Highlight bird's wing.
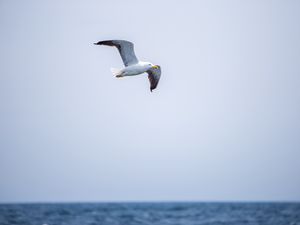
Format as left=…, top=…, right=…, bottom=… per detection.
left=94, top=40, right=139, bottom=67
left=147, top=65, right=161, bottom=92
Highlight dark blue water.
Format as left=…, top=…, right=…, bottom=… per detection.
left=0, top=202, right=299, bottom=225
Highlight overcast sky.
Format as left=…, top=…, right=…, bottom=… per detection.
left=0, top=0, right=300, bottom=203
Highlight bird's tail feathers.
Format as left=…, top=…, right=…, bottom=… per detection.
left=110, top=68, right=123, bottom=76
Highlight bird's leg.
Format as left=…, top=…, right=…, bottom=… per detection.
left=116, top=75, right=124, bottom=78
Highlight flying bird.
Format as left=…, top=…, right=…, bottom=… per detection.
left=94, top=40, right=161, bottom=92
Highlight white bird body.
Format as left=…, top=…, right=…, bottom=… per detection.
left=114, top=61, right=154, bottom=77
left=95, top=40, right=161, bottom=92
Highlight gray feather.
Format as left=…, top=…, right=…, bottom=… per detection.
left=94, top=40, right=139, bottom=67
left=147, top=65, right=161, bottom=92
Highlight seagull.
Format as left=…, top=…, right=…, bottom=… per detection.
left=94, top=40, right=161, bottom=92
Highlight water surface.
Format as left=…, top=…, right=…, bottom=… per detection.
left=0, top=202, right=299, bottom=225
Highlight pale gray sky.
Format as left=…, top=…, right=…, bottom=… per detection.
left=0, top=0, right=300, bottom=203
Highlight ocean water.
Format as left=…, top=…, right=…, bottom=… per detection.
left=0, top=202, right=299, bottom=225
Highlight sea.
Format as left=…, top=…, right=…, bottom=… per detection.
left=0, top=202, right=299, bottom=225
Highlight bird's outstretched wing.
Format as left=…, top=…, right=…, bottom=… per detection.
left=94, top=40, right=139, bottom=67
left=147, top=65, right=161, bottom=92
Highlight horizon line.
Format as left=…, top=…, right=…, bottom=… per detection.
left=1, top=200, right=300, bottom=205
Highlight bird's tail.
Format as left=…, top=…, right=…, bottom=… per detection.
left=110, top=68, right=123, bottom=77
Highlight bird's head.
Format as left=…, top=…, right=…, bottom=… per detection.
left=145, top=62, right=159, bottom=70
left=151, top=65, right=159, bottom=69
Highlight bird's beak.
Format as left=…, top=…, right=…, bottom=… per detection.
left=152, top=65, right=159, bottom=69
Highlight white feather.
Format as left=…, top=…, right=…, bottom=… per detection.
left=110, top=68, right=122, bottom=76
